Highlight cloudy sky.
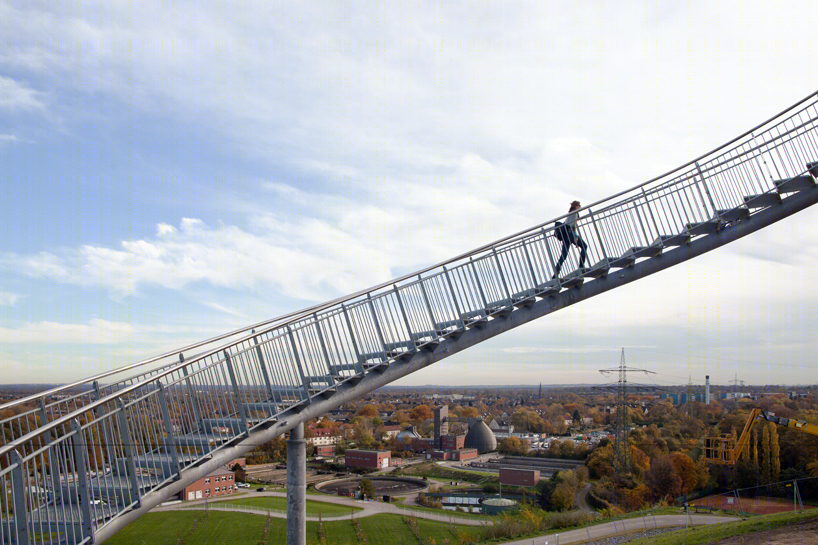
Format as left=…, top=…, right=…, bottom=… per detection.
left=1, top=1, right=817, bottom=388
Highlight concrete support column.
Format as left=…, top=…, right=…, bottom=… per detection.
left=286, top=423, right=306, bottom=545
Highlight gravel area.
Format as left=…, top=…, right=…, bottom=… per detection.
left=584, top=526, right=684, bottom=544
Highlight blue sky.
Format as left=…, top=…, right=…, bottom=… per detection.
left=1, top=1, right=817, bottom=387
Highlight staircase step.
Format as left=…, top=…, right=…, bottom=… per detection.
left=435, top=319, right=464, bottom=335
left=410, top=330, right=439, bottom=342
left=807, top=161, right=818, bottom=178
left=243, top=402, right=279, bottom=414
left=654, top=233, right=691, bottom=247
left=716, top=207, right=750, bottom=223
left=329, top=362, right=362, bottom=374
left=608, top=254, right=636, bottom=269
left=535, top=279, right=561, bottom=297
left=557, top=271, right=584, bottom=288
left=462, top=314, right=488, bottom=329
left=305, top=374, right=332, bottom=382
left=743, top=193, right=781, bottom=209
left=360, top=351, right=386, bottom=362
left=581, top=261, right=609, bottom=279
left=201, top=418, right=247, bottom=434
left=686, top=219, right=721, bottom=236
left=775, top=175, right=815, bottom=193
left=176, top=432, right=226, bottom=448
left=625, top=243, right=662, bottom=260
left=487, top=298, right=512, bottom=312
left=512, top=289, right=536, bottom=308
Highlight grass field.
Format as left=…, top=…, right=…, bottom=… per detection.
left=105, top=510, right=483, bottom=545
left=213, top=496, right=362, bottom=516
left=626, top=508, right=818, bottom=545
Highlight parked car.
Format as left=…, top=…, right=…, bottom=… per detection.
left=256, top=487, right=265, bottom=492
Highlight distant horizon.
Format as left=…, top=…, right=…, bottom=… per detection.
left=2, top=381, right=816, bottom=389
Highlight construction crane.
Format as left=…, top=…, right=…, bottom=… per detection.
left=703, top=408, right=818, bottom=465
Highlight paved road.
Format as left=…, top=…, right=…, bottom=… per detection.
left=574, top=483, right=596, bottom=515
left=155, top=490, right=490, bottom=526
left=502, top=513, right=734, bottom=545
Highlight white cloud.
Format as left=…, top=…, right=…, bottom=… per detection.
left=0, top=319, right=134, bottom=344
left=0, top=76, right=44, bottom=110
left=0, top=292, right=20, bottom=306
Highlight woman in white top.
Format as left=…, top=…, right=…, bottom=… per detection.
left=553, top=200, right=588, bottom=278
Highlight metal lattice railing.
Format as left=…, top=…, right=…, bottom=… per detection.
left=2, top=91, right=818, bottom=544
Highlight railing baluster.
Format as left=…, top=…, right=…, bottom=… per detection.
left=70, top=419, right=94, bottom=541
left=180, top=354, right=205, bottom=432
left=641, top=187, right=661, bottom=240
left=442, top=266, right=465, bottom=325
left=116, top=399, right=142, bottom=508
left=224, top=350, right=250, bottom=436
left=366, top=293, right=389, bottom=355
left=587, top=209, right=608, bottom=264
left=469, top=257, right=489, bottom=311
left=286, top=325, right=312, bottom=400
left=695, top=161, right=718, bottom=215
left=492, top=247, right=512, bottom=300
left=417, top=275, right=439, bottom=331
left=10, top=450, right=30, bottom=545
left=155, top=382, right=182, bottom=480
left=313, top=313, right=335, bottom=379
left=252, top=331, right=278, bottom=403
left=341, top=304, right=364, bottom=374
left=393, top=285, right=414, bottom=340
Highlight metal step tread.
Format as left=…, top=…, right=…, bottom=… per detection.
left=775, top=175, right=815, bottom=193
left=608, top=254, right=636, bottom=269
left=686, top=219, right=721, bottom=236
left=716, top=207, right=750, bottom=222
left=654, top=233, right=691, bottom=247
left=743, top=193, right=781, bottom=209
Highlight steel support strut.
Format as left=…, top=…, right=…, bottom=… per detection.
left=286, top=422, right=306, bottom=545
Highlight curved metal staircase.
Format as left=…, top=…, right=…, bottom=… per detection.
left=2, top=91, right=818, bottom=544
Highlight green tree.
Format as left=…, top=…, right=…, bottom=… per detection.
left=360, top=478, right=376, bottom=500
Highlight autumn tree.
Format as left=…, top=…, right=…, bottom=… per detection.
left=670, top=452, right=697, bottom=496
left=644, top=454, right=682, bottom=501
left=357, top=404, right=379, bottom=418
left=769, top=423, right=781, bottom=483
left=410, top=405, right=432, bottom=423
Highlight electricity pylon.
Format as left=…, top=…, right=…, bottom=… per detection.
left=599, top=348, right=655, bottom=475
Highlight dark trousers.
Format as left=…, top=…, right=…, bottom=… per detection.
left=554, top=236, right=587, bottom=277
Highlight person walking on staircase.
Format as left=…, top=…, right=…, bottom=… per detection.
left=553, top=200, right=588, bottom=278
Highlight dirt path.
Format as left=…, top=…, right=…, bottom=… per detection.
left=704, top=517, right=818, bottom=544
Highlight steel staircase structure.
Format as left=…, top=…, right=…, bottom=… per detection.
left=2, top=91, right=818, bottom=544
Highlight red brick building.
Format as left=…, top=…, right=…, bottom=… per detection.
left=344, top=449, right=391, bottom=469
left=499, top=467, right=540, bottom=487
left=180, top=467, right=236, bottom=501
left=316, top=444, right=336, bottom=457
left=441, top=434, right=465, bottom=451
left=451, top=448, right=478, bottom=461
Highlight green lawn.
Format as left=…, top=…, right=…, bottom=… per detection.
left=105, top=510, right=483, bottom=545
left=214, top=496, right=361, bottom=516
left=627, top=508, right=818, bottom=545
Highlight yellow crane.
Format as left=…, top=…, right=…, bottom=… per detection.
left=703, top=408, right=818, bottom=465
